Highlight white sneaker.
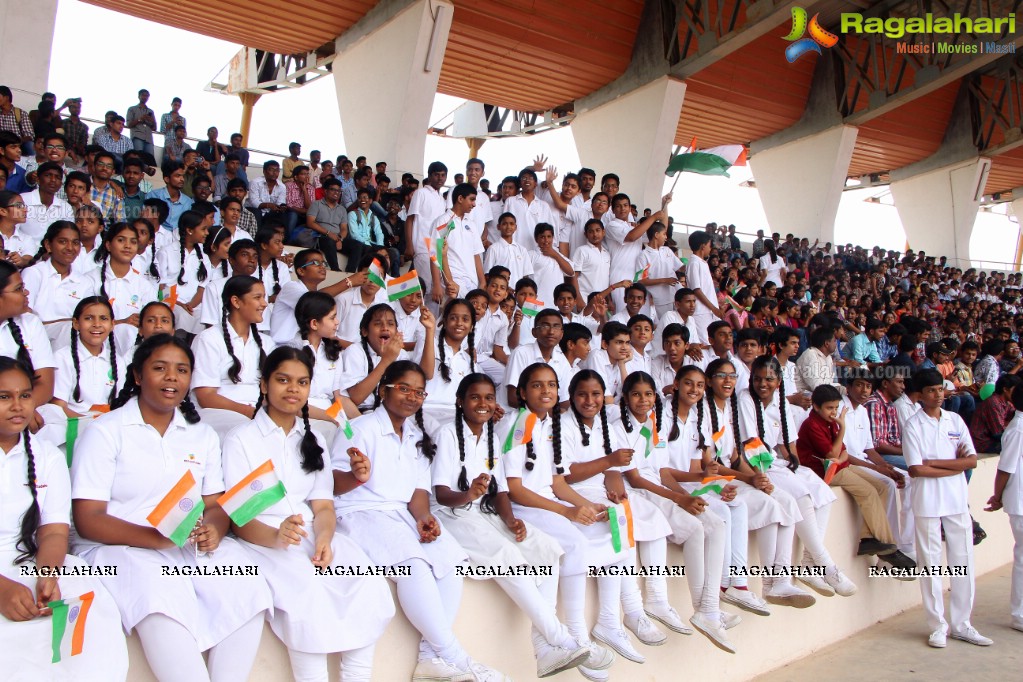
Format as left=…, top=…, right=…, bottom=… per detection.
left=412, top=658, right=474, bottom=682
left=824, top=568, right=857, bottom=597
left=720, top=611, right=742, bottom=630
left=721, top=586, right=772, bottom=615
left=577, top=666, right=609, bottom=682
left=796, top=572, right=835, bottom=597
left=1011, top=619, right=1023, bottom=633
left=928, top=627, right=948, bottom=648
left=644, top=602, right=693, bottom=634
left=623, top=613, right=667, bottom=646
left=765, top=580, right=816, bottom=608
left=689, top=612, right=736, bottom=654
left=950, top=625, right=993, bottom=646
left=591, top=624, right=646, bottom=663
left=466, top=661, right=511, bottom=682
left=580, top=641, right=615, bottom=671
left=535, top=642, right=589, bottom=678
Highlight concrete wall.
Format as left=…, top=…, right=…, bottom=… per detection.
left=119, top=456, right=1016, bottom=681
left=0, top=0, right=58, bottom=108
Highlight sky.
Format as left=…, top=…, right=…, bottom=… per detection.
left=44, top=0, right=1021, bottom=270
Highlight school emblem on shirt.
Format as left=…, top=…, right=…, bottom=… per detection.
left=182, top=453, right=201, bottom=466
left=130, top=294, right=139, bottom=308
left=69, top=290, right=80, bottom=299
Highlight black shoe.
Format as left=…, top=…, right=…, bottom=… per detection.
left=878, top=549, right=917, bottom=570
left=857, top=538, right=898, bottom=556
left=973, top=518, right=987, bottom=545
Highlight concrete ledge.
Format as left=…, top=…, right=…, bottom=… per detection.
left=123, top=457, right=1014, bottom=681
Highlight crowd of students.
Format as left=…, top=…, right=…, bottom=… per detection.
left=1, top=137, right=1022, bottom=682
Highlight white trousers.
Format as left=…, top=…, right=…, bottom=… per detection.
left=1010, top=514, right=1023, bottom=625
left=915, top=512, right=975, bottom=633
left=860, top=466, right=915, bottom=557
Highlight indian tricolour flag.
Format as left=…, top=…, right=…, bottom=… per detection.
left=502, top=408, right=537, bottom=454
left=521, top=298, right=544, bottom=318
left=49, top=591, right=94, bottom=663
left=327, top=399, right=355, bottom=439
left=665, top=144, right=748, bottom=178
left=711, top=427, right=726, bottom=462
left=638, top=411, right=659, bottom=457
left=691, top=475, right=735, bottom=497
left=633, top=265, right=649, bottom=283
left=743, top=438, right=774, bottom=472
left=218, top=460, right=288, bottom=527
left=158, top=284, right=178, bottom=309
left=387, top=270, right=422, bottom=301
left=146, top=470, right=205, bottom=547
left=367, top=258, right=387, bottom=288
left=608, top=502, right=635, bottom=553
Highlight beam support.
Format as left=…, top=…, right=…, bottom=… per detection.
left=0, top=0, right=58, bottom=108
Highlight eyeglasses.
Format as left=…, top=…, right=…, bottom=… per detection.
left=3, top=202, right=26, bottom=209
left=535, top=323, right=563, bottom=331
left=44, top=144, right=66, bottom=151
left=298, top=260, right=327, bottom=269
left=95, top=161, right=114, bottom=169
left=384, top=384, right=428, bottom=400
left=711, top=372, right=739, bottom=380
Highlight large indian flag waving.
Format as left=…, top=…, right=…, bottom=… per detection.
left=218, top=459, right=287, bottom=527
left=147, top=470, right=205, bottom=547
left=49, top=591, right=94, bottom=663
left=665, top=144, right=747, bottom=178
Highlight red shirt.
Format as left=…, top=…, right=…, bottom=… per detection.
left=797, top=409, right=845, bottom=480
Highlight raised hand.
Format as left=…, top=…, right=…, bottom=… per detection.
left=348, top=447, right=371, bottom=483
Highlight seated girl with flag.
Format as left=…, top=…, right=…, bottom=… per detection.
left=422, top=298, right=477, bottom=423
left=222, top=347, right=394, bottom=682
left=616, top=370, right=736, bottom=653
left=431, top=373, right=588, bottom=679
left=330, top=360, right=508, bottom=682
left=70, top=335, right=273, bottom=682
left=702, top=358, right=809, bottom=610
left=562, top=370, right=690, bottom=662
left=502, top=363, right=618, bottom=681
left=0, top=356, right=128, bottom=679
left=334, top=254, right=388, bottom=348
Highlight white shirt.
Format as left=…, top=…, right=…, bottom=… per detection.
left=269, top=279, right=312, bottom=344
left=71, top=397, right=224, bottom=553
left=89, top=263, right=159, bottom=322
left=652, top=310, right=699, bottom=359
left=561, top=410, right=624, bottom=497
left=330, top=406, right=432, bottom=515
left=0, top=226, right=40, bottom=259
left=475, top=306, right=509, bottom=359
left=157, top=242, right=211, bottom=303
left=556, top=203, right=591, bottom=255
left=431, top=418, right=509, bottom=510
left=0, top=314, right=56, bottom=369
left=441, top=212, right=484, bottom=294
left=903, top=409, right=974, bottom=517
left=666, top=407, right=705, bottom=472
left=637, top=246, right=683, bottom=307
left=246, top=177, right=287, bottom=214
left=571, top=242, right=611, bottom=303
left=340, top=341, right=414, bottom=412
left=446, top=187, right=493, bottom=240
left=505, top=344, right=572, bottom=403
left=759, top=254, right=787, bottom=287
left=616, top=410, right=669, bottom=487
left=737, top=389, right=797, bottom=453
left=191, top=323, right=276, bottom=405
left=483, top=239, right=534, bottom=291
left=291, top=338, right=345, bottom=410
left=604, top=217, right=645, bottom=284
left=1, top=437, right=70, bottom=551
left=529, top=251, right=572, bottom=307
left=997, top=411, right=1023, bottom=516
left=407, top=185, right=447, bottom=256
left=841, top=397, right=875, bottom=461
left=582, top=349, right=628, bottom=401
left=392, top=301, right=424, bottom=350
left=685, top=254, right=718, bottom=317
left=425, top=336, right=475, bottom=412
left=22, top=260, right=97, bottom=324
left=505, top=194, right=558, bottom=252
left=20, top=189, right=74, bottom=241
left=334, top=287, right=387, bottom=345
left=502, top=412, right=561, bottom=502
left=53, top=342, right=127, bottom=413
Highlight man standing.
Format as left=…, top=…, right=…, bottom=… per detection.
left=126, top=89, right=156, bottom=156
left=439, top=183, right=485, bottom=301
left=451, top=157, right=492, bottom=245
left=284, top=165, right=315, bottom=244
left=20, top=161, right=73, bottom=240
left=89, top=151, right=125, bottom=223
left=405, top=161, right=447, bottom=308
left=282, top=142, right=302, bottom=181
left=505, top=167, right=556, bottom=252
left=61, top=97, right=88, bottom=167
left=160, top=97, right=186, bottom=136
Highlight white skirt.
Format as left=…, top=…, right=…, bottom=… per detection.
left=336, top=508, right=468, bottom=579
left=77, top=537, right=273, bottom=650
left=628, top=488, right=704, bottom=547
left=434, top=505, right=563, bottom=581
left=731, top=480, right=799, bottom=528
left=767, top=457, right=837, bottom=508
left=570, top=482, right=671, bottom=543
left=554, top=488, right=636, bottom=569
left=238, top=533, right=394, bottom=653
left=0, top=553, right=128, bottom=682
left=174, top=304, right=203, bottom=334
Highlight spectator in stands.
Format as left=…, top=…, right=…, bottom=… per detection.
left=228, top=132, right=250, bottom=167
left=865, top=371, right=910, bottom=470
left=975, top=339, right=1004, bottom=386
left=305, top=176, right=345, bottom=271
left=95, top=114, right=132, bottom=162
left=61, top=96, right=88, bottom=166
left=148, top=161, right=193, bottom=230
left=89, top=151, right=125, bottom=223
left=971, top=374, right=1023, bottom=453
left=338, top=157, right=356, bottom=207
left=120, top=157, right=147, bottom=220
left=795, top=325, right=841, bottom=395
left=283, top=141, right=302, bottom=181
left=180, top=149, right=212, bottom=199
left=247, top=159, right=287, bottom=219
left=163, top=124, right=190, bottom=164
left=345, top=187, right=384, bottom=275
left=196, top=126, right=227, bottom=173
left=1000, top=338, right=1023, bottom=375
left=214, top=152, right=248, bottom=198
left=20, top=161, right=73, bottom=240
left=0, top=85, right=34, bottom=147
left=284, top=164, right=316, bottom=244
left=728, top=224, right=741, bottom=251
left=0, top=130, right=32, bottom=193
left=159, top=96, right=186, bottom=135
left=125, top=88, right=156, bottom=155
left=226, top=177, right=258, bottom=237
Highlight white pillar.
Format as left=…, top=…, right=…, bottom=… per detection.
left=571, top=76, right=686, bottom=212
left=333, top=0, right=452, bottom=178
left=890, top=158, right=991, bottom=265
left=0, top=0, right=58, bottom=108
left=748, top=125, right=858, bottom=245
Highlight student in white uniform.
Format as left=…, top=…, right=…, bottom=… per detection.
left=203, top=226, right=233, bottom=287
left=290, top=291, right=353, bottom=428
left=770, top=327, right=811, bottom=430
left=0, top=357, right=129, bottom=680
left=130, top=216, right=160, bottom=284
left=758, top=240, right=787, bottom=288
left=738, top=355, right=857, bottom=598
left=341, top=302, right=434, bottom=414
left=904, top=368, right=992, bottom=648
left=483, top=213, right=534, bottom=293
left=21, top=220, right=97, bottom=350
left=71, top=335, right=273, bottom=682
left=91, top=221, right=159, bottom=351
left=634, top=221, right=683, bottom=317
left=582, top=321, right=643, bottom=404
left=222, top=347, right=395, bottom=682
left=254, top=225, right=291, bottom=315
left=564, top=371, right=688, bottom=647
left=504, top=308, right=573, bottom=409
left=191, top=275, right=275, bottom=440
left=72, top=205, right=103, bottom=280
left=156, top=209, right=210, bottom=336
left=432, top=373, right=588, bottom=678
left=616, top=371, right=736, bottom=652
left=199, top=240, right=259, bottom=331
left=987, top=384, right=1023, bottom=632
left=422, top=298, right=476, bottom=423
left=269, top=248, right=351, bottom=344
left=136, top=300, right=175, bottom=346
left=330, top=360, right=508, bottom=682
left=502, top=363, right=617, bottom=680
left=466, top=282, right=510, bottom=384
left=334, top=254, right=388, bottom=347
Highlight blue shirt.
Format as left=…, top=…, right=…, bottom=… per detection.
left=148, top=187, right=194, bottom=230
left=843, top=332, right=881, bottom=364
left=4, top=163, right=33, bottom=194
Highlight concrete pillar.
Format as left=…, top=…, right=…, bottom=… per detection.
left=571, top=76, right=686, bottom=212
left=890, top=158, right=991, bottom=265
left=333, top=0, right=452, bottom=178
left=748, top=125, right=858, bottom=245
left=0, top=0, right=58, bottom=108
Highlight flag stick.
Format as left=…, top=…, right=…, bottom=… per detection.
left=667, top=143, right=684, bottom=194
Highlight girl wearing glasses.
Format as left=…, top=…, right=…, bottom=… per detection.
left=0, top=190, right=36, bottom=266
left=90, top=221, right=158, bottom=351
left=269, top=248, right=352, bottom=345
left=330, top=360, right=509, bottom=682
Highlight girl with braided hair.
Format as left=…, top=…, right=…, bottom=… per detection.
left=253, top=226, right=288, bottom=332
left=88, top=221, right=158, bottom=351
left=504, top=363, right=617, bottom=679
left=703, top=358, right=808, bottom=610
left=51, top=297, right=125, bottom=418
left=0, top=357, right=128, bottom=678
left=619, top=370, right=736, bottom=653
left=223, top=347, right=394, bottom=682
left=203, top=225, right=233, bottom=284
left=341, top=301, right=434, bottom=413
left=330, top=361, right=508, bottom=682
left=72, top=334, right=272, bottom=682
left=432, top=374, right=587, bottom=679
left=423, top=297, right=475, bottom=423
left=21, top=220, right=97, bottom=350
left=129, top=216, right=160, bottom=284
left=191, top=275, right=275, bottom=441
left=156, top=209, right=209, bottom=336
left=738, top=355, right=857, bottom=598
left=72, top=204, right=103, bottom=278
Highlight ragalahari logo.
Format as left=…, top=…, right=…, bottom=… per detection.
left=783, top=7, right=839, bottom=62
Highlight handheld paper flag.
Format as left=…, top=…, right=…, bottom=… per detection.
left=744, top=438, right=775, bottom=472
left=502, top=408, right=537, bottom=454
left=367, top=258, right=387, bottom=288
left=218, top=460, right=287, bottom=527
left=387, top=270, right=422, bottom=301
left=608, top=501, right=635, bottom=553
left=691, top=475, right=735, bottom=497
left=521, top=298, right=544, bottom=318
left=633, top=266, right=649, bottom=283
left=146, top=470, right=205, bottom=547
left=49, top=592, right=94, bottom=663
left=327, top=399, right=354, bottom=439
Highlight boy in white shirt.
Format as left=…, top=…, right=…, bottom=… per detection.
left=483, top=212, right=533, bottom=293
left=571, top=218, right=616, bottom=304
left=905, top=368, right=992, bottom=648
left=986, top=385, right=1023, bottom=632
left=635, top=220, right=684, bottom=317
left=686, top=231, right=723, bottom=344
left=508, top=277, right=538, bottom=349
left=528, top=222, right=575, bottom=306
left=581, top=321, right=638, bottom=404
left=604, top=193, right=670, bottom=312
left=610, top=283, right=658, bottom=328
left=654, top=287, right=705, bottom=362
left=554, top=283, right=599, bottom=335
left=558, top=322, right=592, bottom=381
left=391, top=280, right=425, bottom=352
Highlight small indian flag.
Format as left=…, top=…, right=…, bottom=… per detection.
left=502, top=408, right=537, bottom=454
left=64, top=412, right=104, bottom=467
left=608, top=501, right=635, bottom=553
left=744, top=438, right=774, bottom=472
left=387, top=270, right=422, bottom=301
left=218, top=460, right=287, bottom=527
left=822, top=459, right=843, bottom=485
left=158, top=284, right=178, bottom=309
left=327, top=399, right=354, bottom=439
left=367, top=258, right=387, bottom=288
left=146, top=470, right=205, bottom=547
left=49, top=592, right=94, bottom=663
left=691, top=475, right=735, bottom=497
left=521, top=298, right=544, bottom=318
left=711, top=427, right=725, bottom=461
left=633, top=265, right=649, bottom=282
